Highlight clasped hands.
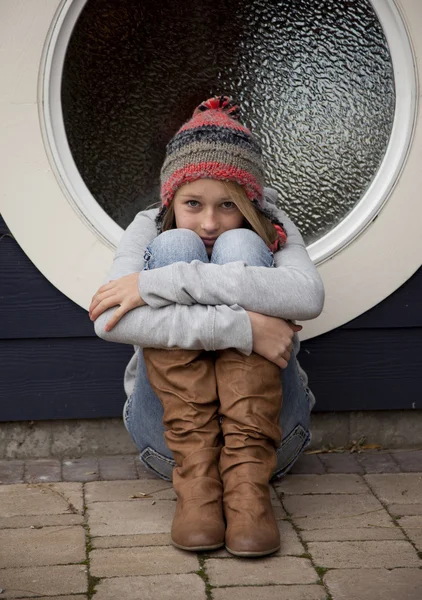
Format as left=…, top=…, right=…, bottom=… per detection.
left=89, top=272, right=302, bottom=368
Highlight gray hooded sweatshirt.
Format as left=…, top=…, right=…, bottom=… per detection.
left=94, top=188, right=325, bottom=404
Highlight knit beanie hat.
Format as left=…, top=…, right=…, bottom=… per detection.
left=156, top=95, right=287, bottom=249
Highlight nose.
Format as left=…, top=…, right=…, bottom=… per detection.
left=201, top=209, right=219, bottom=234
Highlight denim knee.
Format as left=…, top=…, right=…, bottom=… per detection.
left=211, top=228, right=274, bottom=267
left=144, top=228, right=209, bottom=269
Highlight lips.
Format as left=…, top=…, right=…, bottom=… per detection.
left=201, top=238, right=217, bottom=245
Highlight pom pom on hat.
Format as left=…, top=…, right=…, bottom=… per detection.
left=193, top=96, right=241, bottom=120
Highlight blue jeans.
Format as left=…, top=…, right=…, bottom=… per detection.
left=124, top=228, right=312, bottom=480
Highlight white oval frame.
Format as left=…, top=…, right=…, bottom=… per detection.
left=1, top=0, right=421, bottom=341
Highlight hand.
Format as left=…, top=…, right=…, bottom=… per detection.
left=89, top=273, right=146, bottom=331
left=246, top=311, right=302, bottom=369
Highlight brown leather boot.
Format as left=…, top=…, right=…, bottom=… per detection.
left=215, top=348, right=282, bottom=557
left=143, top=348, right=225, bottom=551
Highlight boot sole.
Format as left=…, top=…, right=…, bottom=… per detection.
left=225, top=544, right=280, bottom=557
left=172, top=540, right=225, bottom=552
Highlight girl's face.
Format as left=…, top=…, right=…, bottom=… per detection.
left=173, top=179, right=245, bottom=255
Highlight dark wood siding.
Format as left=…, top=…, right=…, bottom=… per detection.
left=1, top=215, right=421, bottom=421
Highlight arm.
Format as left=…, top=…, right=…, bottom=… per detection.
left=94, top=302, right=253, bottom=355
left=107, top=209, right=159, bottom=279
left=94, top=301, right=299, bottom=369
left=137, top=201, right=325, bottom=321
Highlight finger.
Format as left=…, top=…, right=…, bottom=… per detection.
left=89, top=292, right=105, bottom=314
left=278, top=357, right=288, bottom=369
left=90, top=296, right=117, bottom=320
left=90, top=291, right=110, bottom=315
left=105, top=305, right=128, bottom=331
left=91, top=295, right=120, bottom=320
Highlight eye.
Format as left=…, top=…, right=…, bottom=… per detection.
left=186, top=200, right=200, bottom=208
left=222, top=201, right=236, bottom=209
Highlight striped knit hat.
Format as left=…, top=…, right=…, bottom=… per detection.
left=157, top=96, right=287, bottom=249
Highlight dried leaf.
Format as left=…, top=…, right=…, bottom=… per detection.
left=130, top=493, right=152, bottom=499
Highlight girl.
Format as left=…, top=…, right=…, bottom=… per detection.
left=90, top=96, right=324, bottom=557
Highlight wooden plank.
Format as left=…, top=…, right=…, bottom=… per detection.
left=299, top=327, right=422, bottom=412
left=0, top=328, right=421, bottom=421
left=0, top=337, right=133, bottom=421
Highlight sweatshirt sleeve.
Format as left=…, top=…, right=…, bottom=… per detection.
left=94, top=303, right=253, bottom=355
left=137, top=203, right=325, bottom=321
left=106, top=209, right=159, bottom=279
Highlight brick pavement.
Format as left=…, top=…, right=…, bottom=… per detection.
left=0, top=449, right=421, bottom=599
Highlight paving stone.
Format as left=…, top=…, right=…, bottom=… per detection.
left=398, top=515, right=422, bottom=550
left=325, top=568, right=422, bottom=600
left=85, top=480, right=175, bottom=503
left=134, top=456, right=163, bottom=479
left=276, top=474, right=367, bottom=495
left=90, top=545, right=198, bottom=577
left=62, top=457, right=99, bottom=482
left=87, top=500, right=174, bottom=536
left=365, top=473, right=422, bottom=506
left=98, top=455, right=137, bottom=480
left=0, top=460, right=24, bottom=484
left=269, top=486, right=287, bottom=518
left=213, top=586, right=327, bottom=600
left=0, top=564, right=87, bottom=598
left=95, top=573, right=205, bottom=600
left=207, top=556, right=318, bottom=586
left=270, top=485, right=281, bottom=505
left=25, top=459, right=62, bottom=483
left=284, top=494, right=393, bottom=530
left=12, top=598, right=86, bottom=600
left=302, top=526, right=405, bottom=542
left=308, top=540, right=420, bottom=569
left=388, top=504, right=422, bottom=516
left=13, top=597, right=86, bottom=600
left=287, top=453, right=325, bottom=474
left=390, top=450, right=422, bottom=472
left=0, top=483, right=83, bottom=518
left=273, top=503, right=287, bottom=519
left=0, top=513, right=83, bottom=529
left=278, top=520, right=305, bottom=555
left=0, top=525, right=85, bottom=568
left=319, top=454, right=364, bottom=474
left=356, top=452, right=400, bottom=474
left=92, top=532, right=171, bottom=548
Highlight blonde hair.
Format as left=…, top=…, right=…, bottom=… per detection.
left=161, top=181, right=277, bottom=247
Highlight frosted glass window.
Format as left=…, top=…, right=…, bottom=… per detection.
left=62, top=0, right=395, bottom=244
